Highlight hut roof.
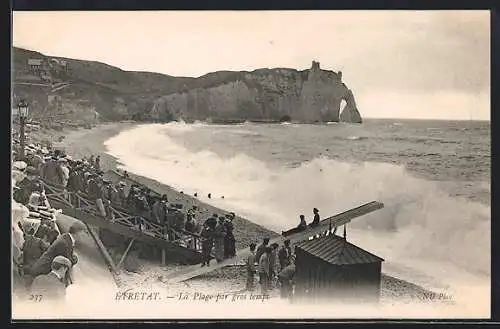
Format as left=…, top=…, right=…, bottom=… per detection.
left=296, top=234, right=384, bottom=265
left=28, top=59, right=44, bottom=66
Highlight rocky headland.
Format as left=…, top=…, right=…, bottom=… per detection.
left=12, top=48, right=362, bottom=124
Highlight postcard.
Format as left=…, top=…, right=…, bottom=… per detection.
left=11, top=10, right=490, bottom=320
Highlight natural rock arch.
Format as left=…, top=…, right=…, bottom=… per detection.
left=339, top=88, right=362, bottom=124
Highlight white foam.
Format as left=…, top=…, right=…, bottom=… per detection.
left=99, top=123, right=490, bottom=315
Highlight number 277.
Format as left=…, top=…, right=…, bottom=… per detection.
left=29, top=294, right=43, bottom=302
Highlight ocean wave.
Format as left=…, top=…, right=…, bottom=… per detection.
left=104, top=124, right=491, bottom=284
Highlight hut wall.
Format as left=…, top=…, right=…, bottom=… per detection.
left=295, top=248, right=381, bottom=303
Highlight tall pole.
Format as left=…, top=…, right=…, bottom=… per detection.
left=19, top=115, right=26, bottom=161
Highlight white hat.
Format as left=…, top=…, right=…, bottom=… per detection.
left=13, top=161, right=27, bottom=171
left=52, top=256, right=72, bottom=268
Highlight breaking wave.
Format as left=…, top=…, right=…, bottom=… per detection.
left=103, top=123, right=490, bottom=292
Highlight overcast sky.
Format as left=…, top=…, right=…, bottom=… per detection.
left=13, top=11, right=490, bottom=120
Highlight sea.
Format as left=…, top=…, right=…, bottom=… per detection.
left=102, top=119, right=491, bottom=309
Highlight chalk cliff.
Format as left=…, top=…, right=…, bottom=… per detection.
left=151, top=61, right=363, bottom=123
left=13, top=47, right=362, bottom=124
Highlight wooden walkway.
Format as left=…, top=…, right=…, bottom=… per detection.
left=41, top=180, right=204, bottom=267
left=163, top=201, right=384, bottom=283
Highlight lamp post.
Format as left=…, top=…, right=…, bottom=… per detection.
left=17, top=100, right=29, bottom=161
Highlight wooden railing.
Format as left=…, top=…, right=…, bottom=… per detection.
left=40, top=180, right=202, bottom=252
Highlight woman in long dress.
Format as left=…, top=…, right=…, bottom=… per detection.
left=213, top=218, right=226, bottom=262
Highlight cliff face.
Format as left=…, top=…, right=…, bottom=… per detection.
left=151, top=61, right=362, bottom=123
left=13, top=47, right=362, bottom=124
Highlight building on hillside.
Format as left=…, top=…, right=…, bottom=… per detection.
left=27, top=59, right=44, bottom=76
left=294, top=233, right=384, bottom=304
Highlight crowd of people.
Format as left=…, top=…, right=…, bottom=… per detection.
left=245, top=237, right=297, bottom=299
left=12, top=139, right=307, bottom=301
left=12, top=142, right=225, bottom=247
left=12, top=142, right=88, bottom=302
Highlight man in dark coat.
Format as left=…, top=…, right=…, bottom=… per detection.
left=278, top=239, right=292, bottom=271
left=25, top=223, right=84, bottom=286
left=255, top=237, right=270, bottom=265
left=30, top=256, right=73, bottom=302
left=22, top=230, right=50, bottom=273
left=66, top=167, right=82, bottom=206
left=13, top=166, right=40, bottom=205
left=223, top=214, right=236, bottom=259
left=278, top=256, right=296, bottom=299
left=151, top=196, right=163, bottom=225
left=200, top=225, right=215, bottom=267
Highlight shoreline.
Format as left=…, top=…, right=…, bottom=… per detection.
left=47, top=123, right=450, bottom=302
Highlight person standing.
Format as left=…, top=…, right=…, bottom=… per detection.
left=87, top=174, right=106, bottom=217
left=116, top=182, right=128, bottom=208
left=223, top=213, right=236, bottom=258
left=25, top=223, right=84, bottom=287
left=246, top=243, right=257, bottom=291
left=213, top=217, right=226, bottom=263
left=13, top=166, right=40, bottom=205
left=258, top=247, right=272, bottom=294
left=30, top=256, right=73, bottom=303
left=21, top=229, right=50, bottom=278
left=255, top=237, right=270, bottom=265
left=278, top=239, right=292, bottom=271
left=269, top=243, right=279, bottom=287
left=200, top=225, right=214, bottom=267
left=277, top=256, right=296, bottom=299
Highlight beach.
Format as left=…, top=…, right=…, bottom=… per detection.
left=42, top=122, right=456, bottom=304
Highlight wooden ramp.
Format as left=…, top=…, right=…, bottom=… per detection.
left=163, top=201, right=384, bottom=283
left=41, top=180, right=204, bottom=265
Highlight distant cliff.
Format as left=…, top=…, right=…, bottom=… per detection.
left=151, top=61, right=362, bottom=123
left=12, top=47, right=362, bottom=124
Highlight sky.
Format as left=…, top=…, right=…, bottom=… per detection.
left=12, top=11, right=490, bottom=120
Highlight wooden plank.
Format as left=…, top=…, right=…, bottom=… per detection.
left=116, top=238, right=135, bottom=271
left=86, top=225, right=117, bottom=273
left=163, top=201, right=384, bottom=283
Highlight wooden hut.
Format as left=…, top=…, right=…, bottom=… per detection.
left=294, top=233, right=384, bottom=304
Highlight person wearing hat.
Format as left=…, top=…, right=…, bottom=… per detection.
left=258, top=246, right=272, bottom=294
left=255, top=237, right=270, bottom=266
left=277, top=255, right=296, bottom=299
left=30, top=256, right=72, bottom=302
left=66, top=166, right=83, bottom=205
left=278, top=239, right=293, bottom=271
left=25, top=222, right=84, bottom=287
left=184, top=209, right=197, bottom=234
left=13, top=166, right=40, bottom=205
left=22, top=228, right=50, bottom=279
left=213, top=217, right=226, bottom=263
left=28, top=184, right=51, bottom=209
left=87, top=173, right=106, bottom=217
left=58, top=158, right=70, bottom=187
left=200, top=222, right=215, bottom=267
left=151, top=195, right=164, bottom=225
left=269, top=242, right=280, bottom=286
left=203, top=214, right=218, bottom=230
left=116, top=181, right=128, bottom=207
left=308, top=208, right=320, bottom=228
left=246, top=243, right=257, bottom=291
left=223, top=215, right=236, bottom=259
left=42, top=156, right=62, bottom=186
